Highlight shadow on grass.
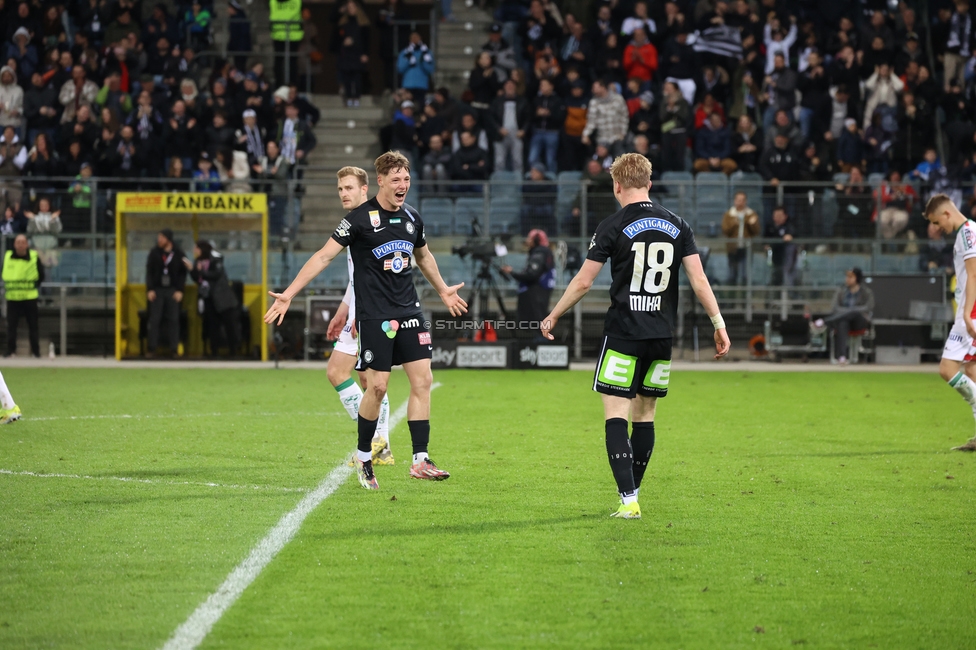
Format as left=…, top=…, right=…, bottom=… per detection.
left=308, top=514, right=659, bottom=542
left=763, top=450, right=934, bottom=458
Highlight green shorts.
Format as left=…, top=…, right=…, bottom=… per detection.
left=592, top=335, right=672, bottom=399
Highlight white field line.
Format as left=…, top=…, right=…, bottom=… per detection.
left=27, top=411, right=341, bottom=422
left=0, top=469, right=309, bottom=493
left=160, top=382, right=440, bottom=650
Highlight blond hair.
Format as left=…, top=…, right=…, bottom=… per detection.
left=336, top=166, right=369, bottom=187
left=609, top=153, right=653, bottom=190
left=924, top=193, right=954, bottom=218
left=374, top=151, right=411, bottom=177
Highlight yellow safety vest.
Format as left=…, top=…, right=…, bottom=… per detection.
left=2, top=250, right=39, bottom=301
left=270, top=0, right=303, bottom=41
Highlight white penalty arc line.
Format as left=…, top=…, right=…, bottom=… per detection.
left=0, top=469, right=309, bottom=493
left=161, top=382, right=441, bottom=650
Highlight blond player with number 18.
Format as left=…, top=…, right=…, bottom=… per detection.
left=542, top=153, right=729, bottom=519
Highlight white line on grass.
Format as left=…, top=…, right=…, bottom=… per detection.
left=27, top=411, right=341, bottom=422
left=160, top=383, right=440, bottom=650
left=0, top=469, right=309, bottom=493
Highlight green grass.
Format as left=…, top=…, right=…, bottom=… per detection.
left=1, top=368, right=975, bottom=649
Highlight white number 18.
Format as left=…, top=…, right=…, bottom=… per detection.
left=630, top=242, right=674, bottom=293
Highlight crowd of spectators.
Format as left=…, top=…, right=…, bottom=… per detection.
left=380, top=0, right=976, bottom=239
left=0, top=0, right=322, bottom=242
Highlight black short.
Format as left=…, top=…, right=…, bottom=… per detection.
left=592, top=335, right=673, bottom=398
left=356, top=314, right=432, bottom=372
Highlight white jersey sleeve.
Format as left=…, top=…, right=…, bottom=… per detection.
left=953, top=220, right=976, bottom=321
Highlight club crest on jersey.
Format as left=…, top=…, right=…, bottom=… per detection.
left=383, top=251, right=411, bottom=273
left=369, top=210, right=381, bottom=228
left=372, top=240, right=415, bottom=258
left=623, top=218, right=680, bottom=240
left=406, top=221, right=415, bottom=234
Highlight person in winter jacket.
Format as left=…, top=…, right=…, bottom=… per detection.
left=0, top=66, right=24, bottom=131
left=58, top=66, right=99, bottom=124
left=397, top=32, right=435, bottom=102
left=191, top=240, right=241, bottom=356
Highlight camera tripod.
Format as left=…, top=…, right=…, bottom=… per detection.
left=466, top=259, right=509, bottom=327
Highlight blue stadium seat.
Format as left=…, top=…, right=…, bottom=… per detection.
left=435, top=255, right=474, bottom=286
left=555, top=171, right=583, bottom=227
left=659, top=171, right=694, bottom=217
left=729, top=171, right=763, bottom=204
left=593, top=262, right=613, bottom=287
left=867, top=172, right=886, bottom=184
left=695, top=172, right=729, bottom=206
left=455, top=197, right=486, bottom=235
left=490, top=171, right=522, bottom=201
left=832, top=172, right=850, bottom=184
left=420, top=198, right=455, bottom=237
left=488, top=198, right=520, bottom=234
left=57, top=249, right=93, bottom=282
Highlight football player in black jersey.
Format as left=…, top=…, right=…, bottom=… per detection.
left=265, top=152, right=467, bottom=490
left=542, top=153, right=730, bottom=519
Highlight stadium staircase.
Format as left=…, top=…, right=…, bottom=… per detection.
left=434, top=1, right=494, bottom=97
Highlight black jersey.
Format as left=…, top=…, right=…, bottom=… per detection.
left=331, top=197, right=427, bottom=321
left=586, top=200, right=698, bottom=340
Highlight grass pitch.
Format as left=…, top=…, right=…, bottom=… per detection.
left=1, top=367, right=974, bottom=649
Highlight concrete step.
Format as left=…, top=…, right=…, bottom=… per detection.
left=320, top=143, right=383, bottom=158
left=302, top=159, right=378, bottom=176
left=316, top=130, right=381, bottom=146
left=315, top=105, right=386, bottom=121
left=312, top=94, right=385, bottom=109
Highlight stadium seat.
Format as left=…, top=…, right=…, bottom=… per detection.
left=832, top=172, right=850, bottom=185
left=593, top=262, right=613, bottom=287
left=556, top=171, right=583, bottom=228
left=659, top=171, right=694, bottom=218
left=57, top=250, right=93, bottom=282
left=455, top=197, right=486, bottom=235
left=420, top=198, right=455, bottom=237
left=490, top=171, right=522, bottom=201
left=729, top=171, right=763, bottom=203
left=488, top=198, right=520, bottom=234
left=694, top=199, right=728, bottom=230
left=695, top=172, right=729, bottom=206
left=867, top=173, right=885, bottom=184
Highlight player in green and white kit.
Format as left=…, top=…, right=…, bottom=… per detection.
left=326, top=168, right=392, bottom=463
left=925, top=193, right=976, bottom=451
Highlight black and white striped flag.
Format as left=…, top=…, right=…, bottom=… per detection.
left=689, top=25, right=743, bottom=59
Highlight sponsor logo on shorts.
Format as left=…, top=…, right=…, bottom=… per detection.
left=643, top=360, right=671, bottom=389
left=363, top=350, right=374, bottom=363
left=401, top=318, right=420, bottom=329
left=419, top=332, right=431, bottom=345
left=598, top=350, right=637, bottom=388
left=381, top=321, right=399, bottom=339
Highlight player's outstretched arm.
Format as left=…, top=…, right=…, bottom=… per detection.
left=682, top=254, right=731, bottom=359
left=542, top=260, right=603, bottom=340
left=413, top=244, right=468, bottom=317
left=265, top=238, right=345, bottom=326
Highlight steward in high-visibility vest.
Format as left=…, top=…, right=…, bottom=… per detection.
left=269, top=0, right=303, bottom=42
left=3, top=248, right=41, bottom=301
left=2, top=235, right=43, bottom=357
